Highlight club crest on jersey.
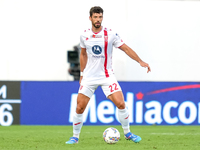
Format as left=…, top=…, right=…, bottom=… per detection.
left=92, top=45, right=102, bottom=55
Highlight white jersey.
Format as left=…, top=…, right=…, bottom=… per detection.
left=80, top=27, right=124, bottom=81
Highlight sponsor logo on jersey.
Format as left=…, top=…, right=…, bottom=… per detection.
left=92, top=45, right=102, bottom=55
left=92, top=35, right=102, bottom=38
left=92, top=55, right=105, bottom=58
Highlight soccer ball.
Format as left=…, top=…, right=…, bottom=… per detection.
left=103, top=127, right=120, bottom=144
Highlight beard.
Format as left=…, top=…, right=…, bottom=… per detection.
left=93, top=22, right=101, bottom=28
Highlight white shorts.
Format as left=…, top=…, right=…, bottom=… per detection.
left=78, top=75, right=122, bottom=98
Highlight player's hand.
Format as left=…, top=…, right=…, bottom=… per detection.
left=79, top=76, right=83, bottom=84
left=139, top=61, right=151, bottom=73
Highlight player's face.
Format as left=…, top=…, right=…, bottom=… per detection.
left=90, top=13, right=103, bottom=29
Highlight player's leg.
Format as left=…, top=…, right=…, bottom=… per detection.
left=73, top=93, right=90, bottom=136
left=107, top=91, right=130, bottom=134
left=102, top=76, right=141, bottom=143
left=107, top=91, right=141, bottom=143
left=102, top=79, right=130, bottom=133
left=66, top=82, right=97, bottom=144
left=66, top=93, right=90, bottom=144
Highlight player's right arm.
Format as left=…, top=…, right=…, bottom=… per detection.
left=119, top=44, right=151, bottom=73
left=79, top=47, right=87, bottom=84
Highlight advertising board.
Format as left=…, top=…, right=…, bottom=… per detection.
left=1, top=81, right=199, bottom=126
left=20, top=81, right=200, bottom=125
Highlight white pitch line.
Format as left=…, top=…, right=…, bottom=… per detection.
left=67, top=132, right=200, bottom=135
left=150, top=133, right=200, bottom=135
left=0, top=99, right=21, bottom=103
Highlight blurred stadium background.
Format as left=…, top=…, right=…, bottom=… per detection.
left=0, top=0, right=200, bottom=127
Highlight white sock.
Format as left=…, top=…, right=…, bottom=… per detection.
left=118, top=108, right=130, bottom=134
left=73, top=112, right=83, bottom=138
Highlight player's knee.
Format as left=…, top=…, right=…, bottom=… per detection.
left=116, top=102, right=125, bottom=109
left=76, top=106, right=85, bottom=114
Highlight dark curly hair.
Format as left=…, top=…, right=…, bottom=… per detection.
left=89, top=6, right=103, bottom=17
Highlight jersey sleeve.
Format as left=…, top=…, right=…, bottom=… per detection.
left=80, top=34, right=86, bottom=48
left=113, top=32, right=124, bottom=48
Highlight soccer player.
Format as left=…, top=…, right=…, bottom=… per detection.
left=66, top=6, right=151, bottom=144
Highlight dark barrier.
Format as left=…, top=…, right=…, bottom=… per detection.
left=1, top=81, right=200, bottom=126
left=0, top=82, right=21, bottom=126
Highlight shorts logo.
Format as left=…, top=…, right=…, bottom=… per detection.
left=92, top=45, right=102, bottom=55
left=80, top=85, right=83, bottom=90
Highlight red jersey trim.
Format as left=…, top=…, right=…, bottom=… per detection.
left=104, top=29, right=109, bottom=78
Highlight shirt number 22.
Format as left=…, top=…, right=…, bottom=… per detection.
left=109, top=83, right=118, bottom=92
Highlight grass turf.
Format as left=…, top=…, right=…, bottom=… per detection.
left=0, top=125, right=200, bottom=150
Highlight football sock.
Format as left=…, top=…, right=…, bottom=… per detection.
left=73, top=112, right=83, bottom=138
left=118, top=108, right=130, bottom=134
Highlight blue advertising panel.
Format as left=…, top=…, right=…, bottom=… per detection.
left=20, top=81, right=79, bottom=125
left=20, top=81, right=200, bottom=125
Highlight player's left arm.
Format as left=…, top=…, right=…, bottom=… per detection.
left=119, top=44, right=151, bottom=73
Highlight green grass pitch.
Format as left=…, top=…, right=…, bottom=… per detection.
left=0, top=125, right=200, bottom=150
